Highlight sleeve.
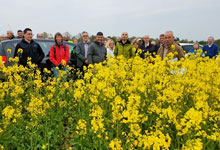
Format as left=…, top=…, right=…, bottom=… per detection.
left=64, top=44, right=70, bottom=63
left=130, top=44, right=135, bottom=58
left=38, top=44, right=45, bottom=64
left=14, top=43, right=25, bottom=65
left=14, top=43, right=20, bottom=58
left=49, top=45, right=59, bottom=66
left=87, top=45, right=94, bottom=64
left=114, top=43, right=118, bottom=57
left=215, top=45, right=219, bottom=56
left=177, top=46, right=185, bottom=60
left=76, top=43, right=87, bottom=62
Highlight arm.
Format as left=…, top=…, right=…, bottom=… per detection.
left=87, top=44, right=94, bottom=64
left=49, top=45, right=59, bottom=66
left=76, top=43, right=87, bottom=62
left=215, top=45, right=219, bottom=56
left=130, top=44, right=135, bottom=58
left=114, top=43, right=118, bottom=57
left=38, top=44, right=45, bottom=63
left=64, top=44, right=70, bottom=63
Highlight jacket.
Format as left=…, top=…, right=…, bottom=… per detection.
left=139, top=42, right=156, bottom=58
left=157, top=43, right=185, bottom=60
left=203, top=44, right=219, bottom=58
left=87, top=41, right=107, bottom=64
left=49, top=43, right=70, bottom=66
left=14, top=39, right=45, bottom=66
left=76, top=41, right=91, bottom=68
left=114, top=40, right=135, bottom=59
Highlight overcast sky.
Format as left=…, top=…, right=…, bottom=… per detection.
left=0, top=0, right=220, bottom=41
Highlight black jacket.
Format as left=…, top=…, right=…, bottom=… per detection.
left=139, top=42, right=156, bottom=58
left=14, top=39, right=45, bottom=66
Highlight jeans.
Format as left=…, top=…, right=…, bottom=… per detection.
left=53, top=66, right=68, bottom=78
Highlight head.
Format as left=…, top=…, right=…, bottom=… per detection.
left=73, top=38, right=78, bottom=44
left=174, top=37, right=180, bottom=45
left=193, top=43, right=199, bottom=50
left=82, top=31, right=89, bottom=43
left=17, top=30, right=23, bottom=38
left=208, top=36, right=214, bottom=45
left=37, top=33, right=43, bottom=39
left=121, top=32, right=128, bottom=41
left=137, top=39, right=143, bottom=47
left=7, top=30, right=14, bottom=39
left=0, top=34, right=6, bottom=41
left=116, top=37, right=121, bottom=42
left=107, top=36, right=111, bottom=41
left=48, top=34, right=53, bottom=39
left=144, top=35, right=150, bottom=44
left=133, top=40, right=139, bottom=49
left=159, top=34, right=165, bottom=44
left=54, top=32, right=63, bottom=44
left=106, top=40, right=115, bottom=50
left=96, top=32, right=104, bottom=44
left=23, top=28, right=33, bottom=42
left=151, top=41, right=156, bottom=45
left=63, top=35, right=67, bottom=41
left=164, top=31, right=174, bottom=46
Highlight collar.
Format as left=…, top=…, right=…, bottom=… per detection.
left=119, top=40, right=131, bottom=45
left=94, top=41, right=104, bottom=46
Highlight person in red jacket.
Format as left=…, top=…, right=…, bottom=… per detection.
left=49, top=32, right=69, bottom=77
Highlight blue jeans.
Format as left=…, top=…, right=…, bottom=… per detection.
left=53, top=66, right=68, bottom=78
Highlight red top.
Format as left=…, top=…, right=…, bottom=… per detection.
left=1, top=56, right=7, bottom=64
left=49, top=44, right=69, bottom=66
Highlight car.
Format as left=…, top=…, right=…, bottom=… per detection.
left=0, top=39, right=77, bottom=71
left=179, top=43, right=203, bottom=53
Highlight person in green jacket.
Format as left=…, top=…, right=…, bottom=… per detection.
left=114, top=32, right=135, bottom=59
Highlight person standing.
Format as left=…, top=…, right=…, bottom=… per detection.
left=49, top=32, right=70, bottom=77
left=139, top=35, right=156, bottom=58
left=14, top=28, right=45, bottom=67
left=155, top=34, right=165, bottom=52
left=157, top=31, right=185, bottom=60
left=76, top=31, right=91, bottom=71
left=106, top=39, right=115, bottom=58
left=203, top=36, right=219, bottom=58
left=7, top=30, right=15, bottom=40
left=17, top=30, right=23, bottom=39
left=114, top=32, right=134, bottom=59
left=87, top=32, right=107, bottom=64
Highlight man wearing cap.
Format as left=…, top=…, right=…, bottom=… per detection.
left=174, top=37, right=181, bottom=46
left=87, top=32, right=107, bottom=64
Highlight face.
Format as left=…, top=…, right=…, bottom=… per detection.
left=116, top=37, right=121, bottom=42
left=193, top=44, right=199, bottom=49
left=74, top=39, right=78, bottom=44
left=17, top=32, right=23, bottom=38
left=56, top=35, right=63, bottom=44
left=121, top=32, right=128, bottom=41
left=7, top=32, right=13, bottom=38
left=208, top=37, right=214, bottom=45
left=160, top=36, right=165, bottom=44
left=144, top=36, right=150, bottom=44
left=109, top=41, right=114, bottom=48
left=37, top=34, right=43, bottom=39
left=0, top=35, right=6, bottom=41
left=164, top=32, right=174, bottom=46
left=24, top=31, right=33, bottom=41
left=134, top=43, right=139, bottom=49
left=82, top=33, right=89, bottom=42
left=96, top=35, right=103, bottom=44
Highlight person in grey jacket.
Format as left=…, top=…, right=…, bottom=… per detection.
left=87, top=32, right=107, bottom=64
left=76, top=31, right=91, bottom=71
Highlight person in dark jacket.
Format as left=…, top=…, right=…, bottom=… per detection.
left=17, top=30, right=23, bottom=39
left=139, top=35, right=156, bottom=58
left=87, top=32, right=107, bottom=64
left=49, top=32, right=70, bottom=77
left=76, top=31, right=91, bottom=71
left=14, top=28, right=45, bottom=67
left=155, top=34, right=165, bottom=52
left=203, top=36, right=219, bottom=58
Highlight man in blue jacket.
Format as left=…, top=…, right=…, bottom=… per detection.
left=203, top=37, right=219, bottom=58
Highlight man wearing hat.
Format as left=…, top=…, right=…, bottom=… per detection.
left=174, top=37, right=181, bottom=46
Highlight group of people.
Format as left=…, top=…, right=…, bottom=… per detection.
left=1, top=27, right=219, bottom=77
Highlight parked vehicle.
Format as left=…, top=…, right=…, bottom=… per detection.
left=179, top=43, right=203, bottom=53
left=0, top=39, right=77, bottom=70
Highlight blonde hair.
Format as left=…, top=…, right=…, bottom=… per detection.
left=106, top=40, right=115, bottom=50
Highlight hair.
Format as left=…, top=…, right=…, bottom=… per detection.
left=208, top=36, right=214, bottom=40
left=97, top=32, right=103, bottom=36
left=54, top=32, right=63, bottom=43
left=106, top=40, right=115, bottom=49
left=23, top=28, right=32, bottom=34
left=160, top=34, right=165, bottom=38
left=144, top=35, right=150, bottom=38
left=165, top=31, right=174, bottom=35
left=17, top=30, right=22, bottom=33
left=82, top=31, right=88, bottom=34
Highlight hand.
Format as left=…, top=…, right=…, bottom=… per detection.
left=84, top=60, right=89, bottom=64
